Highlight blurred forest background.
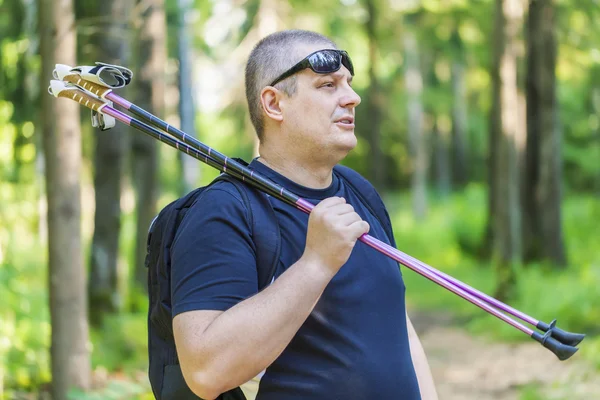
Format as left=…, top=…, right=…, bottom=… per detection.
left=1, top=0, right=599, bottom=398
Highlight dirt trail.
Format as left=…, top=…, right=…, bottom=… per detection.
left=413, top=312, right=600, bottom=400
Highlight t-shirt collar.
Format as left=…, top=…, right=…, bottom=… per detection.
left=248, top=158, right=340, bottom=200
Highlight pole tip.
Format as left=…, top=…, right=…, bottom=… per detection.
left=532, top=331, right=579, bottom=361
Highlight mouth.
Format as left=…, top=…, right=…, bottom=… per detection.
left=334, top=116, right=355, bottom=129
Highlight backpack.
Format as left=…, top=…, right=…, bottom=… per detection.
left=146, top=162, right=396, bottom=400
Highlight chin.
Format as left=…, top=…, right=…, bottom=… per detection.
left=330, top=134, right=357, bottom=160
left=338, top=132, right=358, bottom=151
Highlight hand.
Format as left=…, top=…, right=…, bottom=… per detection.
left=302, top=197, right=370, bottom=275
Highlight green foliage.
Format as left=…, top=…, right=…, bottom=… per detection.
left=519, top=385, right=545, bottom=400
left=1, top=0, right=599, bottom=397
left=68, top=379, right=152, bottom=400
left=392, top=184, right=600, bottom=363
left=0, top=90, right=46, bottom=394
left=560, top=77, right=600, bottom=192
left=586, top=336, right=600, bottom=370
left=390, top=185, right=495, bottom=316
left=90, top=314, right=149, bottom=373
left=0, top=241, right=152, bottom=397
left=0, top=238, right=50, bottom=395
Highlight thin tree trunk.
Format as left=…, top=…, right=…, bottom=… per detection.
left=482, top=102, right=500, bottom=258
left=451, top=56, right=469, bottom=186
left=482, top=6, right=504, bottom=259
left=22, top=0, right=48, bottom=244
left=88, top=0, right=131, bottom=326
left=132, top=0, right=166, bottom=291
left=364, top=0, right=385, bottom=190
left=492, top=0, right=523, bottom=300
left=405, top=31, right=428, bottom=219
left=177, top=0, right=199, bottom=195
left=434, top=116, right=452, bottom=197
left=523, top=0, right=566, bottom=266
left=39, top=0, right=91, bottom=395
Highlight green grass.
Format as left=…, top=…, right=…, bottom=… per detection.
left=519, top=384, right=546, bottom=400
left=68, top=380, right=153, bottom=400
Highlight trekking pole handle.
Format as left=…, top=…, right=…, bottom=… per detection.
left=62, top=73, right=113, bottom=99
left=48, top=80, right=107, bottom=113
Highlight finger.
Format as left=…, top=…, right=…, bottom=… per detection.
left=327, top=203, right=355, bottom=216
left=317, top=196, right=346, bottom=209
left=348, top=220, right=370, bottom=238
left=336, top=211, right=363, bottom=227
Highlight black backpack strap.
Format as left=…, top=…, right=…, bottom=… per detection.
left=333, top=165, right=397, bottom=247
left=152, top=166, right=280, bottom=400
left=214, top=163, right=281, bottom=290
left=147, top=186, right=208, bottom=343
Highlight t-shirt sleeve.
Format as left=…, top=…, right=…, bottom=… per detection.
left=170, top=183, right=258, bottom=317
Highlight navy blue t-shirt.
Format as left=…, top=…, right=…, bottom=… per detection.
left=171, top=160, right=421, bottom=400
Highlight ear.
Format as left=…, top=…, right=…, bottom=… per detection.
left=260, top=86, right=284, bottom=123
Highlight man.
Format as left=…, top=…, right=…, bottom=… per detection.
left=171, top=29, right=438, bottom=399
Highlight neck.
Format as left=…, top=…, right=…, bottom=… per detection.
left=257, top=145, right=335, bottom=189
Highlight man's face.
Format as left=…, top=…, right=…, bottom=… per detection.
left=278, top=44, right=362, bottom=163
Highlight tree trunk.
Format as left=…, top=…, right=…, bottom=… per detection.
left=363, top=0, right=385, bottom=190
left=39, top=0, right=91, bottom=395
left=434, top=116, right=452, bottom=198
left=523, top=0, right=566, bottom=266
left=451, top=55, right=469, bottom=186
left=88, top=0, right=131, bottom=327
left=132, top=0, right=166, bottom=292
left=404, top=31, right=428, bottom=220
left=482, top=8, right=503, bottom=259
left=177, top=0, right=199, bottom=195
left=492, top=0, right=524, bottom=300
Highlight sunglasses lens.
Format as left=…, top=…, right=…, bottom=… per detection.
left=308, top=50, right=342, bottom=73
left=341, top=52, right=354, bottom=76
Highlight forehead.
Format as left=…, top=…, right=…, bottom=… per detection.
left=289, top=42, right=336, bottom=64
left=291, top=43, right=353, bottom=82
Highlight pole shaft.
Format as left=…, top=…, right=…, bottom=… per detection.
left=102, top=103, right=534, bottom=336
left=107, top=89, right=539, bottom=328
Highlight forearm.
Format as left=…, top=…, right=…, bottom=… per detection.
left=407, top=315, right=438, bottom=400
left=183, top=255, right=333, bottom=397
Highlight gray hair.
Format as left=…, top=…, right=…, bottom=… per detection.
left=244, top=30, right=337, bottom=141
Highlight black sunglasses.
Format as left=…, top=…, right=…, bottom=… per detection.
left=269, top=49, right=355, bottom=87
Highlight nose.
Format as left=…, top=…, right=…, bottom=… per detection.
left=340, top=84, right=361, bottom=109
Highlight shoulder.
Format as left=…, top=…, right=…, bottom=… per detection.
left=334, top=165, right=382, bottom=201
left=334, top=165, right=374, bottom=187
left=172, top=179, right=252, bottom=247
left=188, top=178, right=250, bottom=219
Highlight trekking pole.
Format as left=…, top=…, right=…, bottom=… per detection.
left=381, top=243, right=585, bottom=346
left=49, top=75, right=582, bottom=360
left=54, top=65, right=587, bottom=349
